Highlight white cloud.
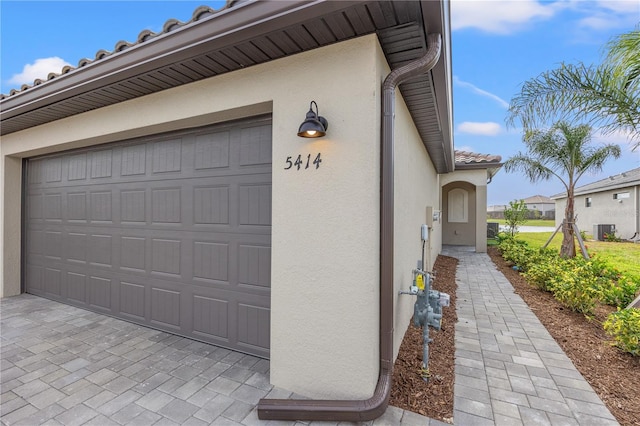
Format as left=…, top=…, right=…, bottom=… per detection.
left=571, top=0, right=639, bottom=33
left=594, top=0, right=640, bottom=14
left=455, top=145, right=476, bottom=152
left=451, top=0, right=559, bottom=34
left=8, top=57, right=72, bottom=86
left=457, top=122, right=502, bottom=136
left=453, top=76, right=510, bottom=108
left=592, top=129, right=640, bottom=153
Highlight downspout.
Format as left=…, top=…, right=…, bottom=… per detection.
left=257, top=33, right=442, bottom=422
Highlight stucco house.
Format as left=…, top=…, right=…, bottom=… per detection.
left=0, top=0, right=497, bottom=421
left=551, top=168, right=640, bottom=241
left=522, top=195, right=555, bottom=219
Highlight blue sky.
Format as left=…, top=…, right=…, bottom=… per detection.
left=1, top=0, right=639, bottom=205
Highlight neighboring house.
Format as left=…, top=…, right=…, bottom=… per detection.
left=0, top=1, right=492, bottom=420
left=487, top=204, right=506, bottom=219
left=551, top=168, right=640, bottom=241
left=523, top=194, right=555, bottom=219
left=487, top=195, right=555, bottom=220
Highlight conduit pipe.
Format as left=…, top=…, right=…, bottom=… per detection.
left=257, top=33, right=442, bottom=422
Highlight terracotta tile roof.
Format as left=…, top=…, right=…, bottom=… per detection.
left=454, top=150, right=502, bottom=166
left=0, top=2, right=234, bottom=99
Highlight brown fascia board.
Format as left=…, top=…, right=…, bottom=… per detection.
left=0, top=0, right=359, bottom=122
left=422, top=0, right=454, bottom=173
left=455, top=162, right=504, bottom=171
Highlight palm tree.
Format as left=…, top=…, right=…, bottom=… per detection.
left=504, top=122, right=621, bottom=258
left=507, top=29, right=640, bottom=148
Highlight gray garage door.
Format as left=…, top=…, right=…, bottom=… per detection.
left=24, top=116, right=272, bottom=358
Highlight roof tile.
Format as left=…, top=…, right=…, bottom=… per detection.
left=0, top=1, right=235, bottom=99
left=454, top=150, right=502, bottom=165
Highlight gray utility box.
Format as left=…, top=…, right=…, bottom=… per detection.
left=593, top=224, right=615, bottom=241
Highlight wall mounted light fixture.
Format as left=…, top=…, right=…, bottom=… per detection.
left=297, top=101, right=328, bottom=138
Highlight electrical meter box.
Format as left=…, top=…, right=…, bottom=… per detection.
left=426, top=206, right=434, bottom=227
left=421, top=224, right=429, bottom=241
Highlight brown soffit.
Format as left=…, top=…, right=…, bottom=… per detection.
left=1, top=0, right=454, bottom=174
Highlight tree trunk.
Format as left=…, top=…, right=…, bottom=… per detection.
left=560, top=190, right=576, bottom=258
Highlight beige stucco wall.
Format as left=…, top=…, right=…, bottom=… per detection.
left=0, top=35, right=385, bottom=399
left=440, top=169, right=488, bottom=252
left=387, top=67, right=442, bottom=356
left=0, top=32, right=449, bottom=400
left=555, top=185, right=640, bottom=239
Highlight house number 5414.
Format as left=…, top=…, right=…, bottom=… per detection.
left=284, top=153, right=322, bottom=170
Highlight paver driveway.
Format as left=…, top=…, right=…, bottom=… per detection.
left=0, top=294, right=434, bottom=426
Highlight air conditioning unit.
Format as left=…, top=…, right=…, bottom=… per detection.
left=487, top=222, right=499, bottom=238
left=593, top=224, right=615, bottom=241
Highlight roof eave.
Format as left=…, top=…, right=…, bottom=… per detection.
left=0, top=0, right=357, bottom=123
left=552, top=180, right=640, bottom=199
left=421, top=0, right=454, bottom=173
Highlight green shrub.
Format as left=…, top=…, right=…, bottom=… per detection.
left=498, top=238, right=542, bottom=272
left=523, top=256, right=567, bottom=292
left=548, top=263, right=598, bottom=315
left=604, top=231, right=622, bottom=242
left=585, top=256, right=640, bottom=307
left=595, top=276, right=640, bottom=307
left=603, top=308, right=640, bottom=356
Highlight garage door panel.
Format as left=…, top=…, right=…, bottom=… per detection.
left=121, top=144, right=147, bottom=176
left=88, top=234, right=113, bottom=266
left=193, top=185, right=230, bottom=225
left=28, top=193, right=43, bottom=219
left=66, top=232, right=88, bottom=263
left=66, top=272, right=87, bottom=304
left=150, top=238, right=182, bottom=276
left=44, top=157, right=62, bottom=183
left=238, top=244, right=271, bottom=289
left=44, top=193, right=62, bottom=221
left=120, top=236, right=146, bottom=271
left=194, top=131, right=231, bottom=170
left=192, top=294, right=230, bottom=341
left=44, top=267, right=62, bottom=297
left=152, top=139, right=182, bottom=174
left=239, top=124, right=272, bottom=166
left=237, top=301, right=270, bottom=356
left=25, top=116, right=272, bottom=358
left=68, top=153, right=88, bottom=181
left=119, top=281, right=145, bottom=320
left=27, top=265, right=44, bottom=291
left=193, top=241, right=229, bottom=282
left=150, top=286, right=181, bottom=328
left=89, top=149, right=114, bottom=179
left=44, top=231, right=63, bottom=259
left=87, top=276, right=112, bottom=310
left=67, top=192, right=88, bottom=221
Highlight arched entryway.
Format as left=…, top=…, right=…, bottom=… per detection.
left=443, top=181, right=477, bottom=247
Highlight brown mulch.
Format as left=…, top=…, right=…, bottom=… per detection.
left=390, top=255, right=457, bottom=423
left=390, top=249, right=640, bottom=426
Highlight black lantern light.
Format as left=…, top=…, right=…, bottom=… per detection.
left=297, top=101, right=328, bottom=138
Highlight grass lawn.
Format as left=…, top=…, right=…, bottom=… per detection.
left=487, top=219, right=556, bottom=227
left=517, top=232, right=640, bottom=281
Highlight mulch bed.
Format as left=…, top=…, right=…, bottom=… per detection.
left=390, top=249, right=640, bottom=426
left=390, top=255, right=457, bottom=423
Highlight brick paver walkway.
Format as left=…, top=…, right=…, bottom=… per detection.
left=0, top=246, right=620, bottom=425
left=444, top=246, right=619, bottom=426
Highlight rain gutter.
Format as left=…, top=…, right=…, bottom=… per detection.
left=257, top=33, right=442, bottom=422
